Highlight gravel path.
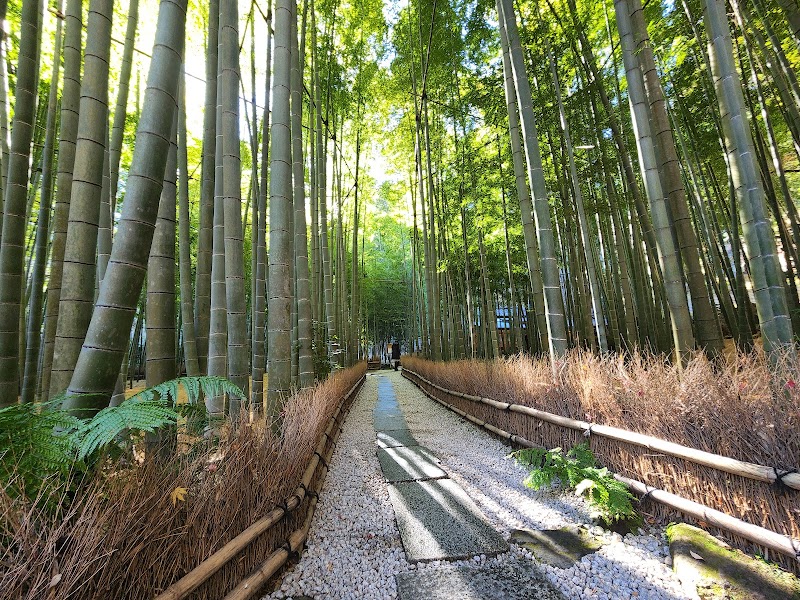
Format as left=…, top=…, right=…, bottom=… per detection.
left=265, top=371, right=696, bottom=600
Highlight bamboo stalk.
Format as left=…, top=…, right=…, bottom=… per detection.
left=402, top=367, right=800, bottom=490
left=154, top=374, right=365, bottom=600
left=404, top=369, right=800, bottom=564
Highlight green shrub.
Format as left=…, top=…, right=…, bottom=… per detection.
left=511, top=443, right=637, bottom=525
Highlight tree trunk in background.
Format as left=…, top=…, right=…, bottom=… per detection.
left=628, top=0, right=722, bottom=355
left=178, top=79, right=199, bottom=377
left=206, top=107, right=227, bottom=419
left=146, top=116, right=178, bottom=388
left=498, top=0, right=568, bottom=366
left=145, top=114, right=177, bottom=456
left=268, top=0, right=294, bottom=424
left=615, top=0, right=695, bottom=361
left=499, top=146, right=521, bottom=353
left=314, top=7, right=335, bottom=363
left=50, top=0, right=114, bottom=400
left=548, top=45, right=607, bottom=353
left=253, top=2, right=272, bottom=412
left=62, top=0, right=187, bottom=415
left=194, top=0, right=219, bottom=375
left=96, top=129, right=112, bottom=289
left=291, top=0, right=314, bottom=385
left=497, top=4, right=547, bottom=354
left=0, top=0, right=9, bottom=218
left=108, top=0, right=140, bottom=213
left=704, top=0, right=795, bottom=359
left=421, top=95, right=442, bottom=360
left=21, top=8, right=63, bottom=403
left=219, top=0, right=249, bottom=417
left=349, top=124, right=361, bottom=366
left=0, top=0, right=43, bottom=405
left=478, top=229, right=500, bottom=358
left=39, top=0, right=83, bottom=402
left=774, top=0, right=800, bottom=52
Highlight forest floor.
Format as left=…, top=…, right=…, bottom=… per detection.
left=264, top=370, right=693, bottom=600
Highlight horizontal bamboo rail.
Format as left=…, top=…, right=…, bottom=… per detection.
left=154, top=375, right=365, bottom=600
left=402, top=367, right=800, bottom=490
left=404, top=369, right=800, bottom=564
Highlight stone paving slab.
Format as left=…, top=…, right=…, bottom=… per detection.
left=510, top=526, right=603, bottom=569
left=396, top=562, right=565, bottom=600
left=377, top=445, right=447, bottom=482
left=374, top=413, right=409, bottom=431
left=377, top=428, right=419, bottom=449
left=374, top=406, right=404, bottom=417
left=388, top=479, right=509, bottom=562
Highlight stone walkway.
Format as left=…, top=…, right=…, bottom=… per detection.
left=266, top=371, right=691, bottom=600
left=372, top=375, right=563, bottom=598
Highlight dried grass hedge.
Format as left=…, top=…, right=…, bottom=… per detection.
left=0, top=362, right=366, bottom=600
left=402, top=350, right=800, bottom=572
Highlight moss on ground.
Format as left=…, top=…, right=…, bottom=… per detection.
left=666, top=523, right=800, bottom=600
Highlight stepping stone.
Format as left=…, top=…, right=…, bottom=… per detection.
left=374, top=405, right=403, bottom=417
left=374, top=413, right=408, bottom=431
left=668, top=523, right=800, bottom=599
left=377, top=428, right=419, bottom=449
left=510, top=526, right=604, bottom=569
left=377, top=445, right=447, bottom=482
left=388, top=479, right=509, bottom=562
left=396, top=562, right=565, bottom=600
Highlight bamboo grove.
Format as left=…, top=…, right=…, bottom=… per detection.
left=1, top=0, right=799, bottom=423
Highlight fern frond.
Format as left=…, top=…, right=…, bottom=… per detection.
left=129, top=376, right=245, bottom=407
left=74, top=400, right=179, bottom=460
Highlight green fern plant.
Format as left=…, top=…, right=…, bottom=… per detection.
left=0, top=399, right=83, bottom=498
left=72, top=376, right=244, bottom=460
left=0, top=377, right=245, bottom=500
left=511, top=443, right=637, bottom=525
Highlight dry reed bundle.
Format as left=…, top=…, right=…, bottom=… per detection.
left=402, top=351, right=800, bottom=573
left=0, top=362, right=366, bottom=600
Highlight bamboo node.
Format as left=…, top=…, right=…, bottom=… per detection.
left=314, top=451, right=329, bottom=470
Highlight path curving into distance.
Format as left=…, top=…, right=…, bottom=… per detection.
left=265, top=371, right=693, bottom=600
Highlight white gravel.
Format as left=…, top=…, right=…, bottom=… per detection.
left=265, top=371, right=696, bottom=600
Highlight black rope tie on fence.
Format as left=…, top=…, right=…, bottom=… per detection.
left=280, top=540, right=300, bottom=560
left=640, top=485, right=656, bottom=503
left=772, top=467, right=797, bottom=493
left=583, top=424, right=596, bottom=438
left=278, top=498, right=291, bottom=514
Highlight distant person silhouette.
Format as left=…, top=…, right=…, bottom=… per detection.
left=391, top=340, right=401, bottom=371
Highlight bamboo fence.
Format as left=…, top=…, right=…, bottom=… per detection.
left=402, top=366, right=800, bottom=572
left=155, top=372, right=366, bottom=600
